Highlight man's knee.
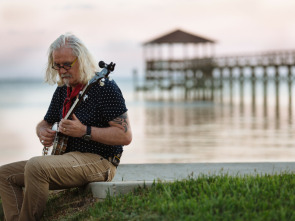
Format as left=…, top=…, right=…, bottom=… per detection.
left=0, top=162, right=24, bottom=182
left=0, top=162, right=26, bottom=188
left=0, top=165, right=8, bottom=182
left=24, top=157, right=47, bottom=179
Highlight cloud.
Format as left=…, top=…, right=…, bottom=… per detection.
left=0, top=3, right=40, bottom=27
left=54, top=3, right=96, bottom=10
left=1, top=0, right=295, bottom=79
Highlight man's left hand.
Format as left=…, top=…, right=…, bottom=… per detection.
left=59, top=114, right=86, bottom=137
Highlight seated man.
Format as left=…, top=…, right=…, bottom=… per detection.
left=0, top=33, right=132, bottom=221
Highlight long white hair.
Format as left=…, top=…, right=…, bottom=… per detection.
left=45, top=33, right=97, bottom=86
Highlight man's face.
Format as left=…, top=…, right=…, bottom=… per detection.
left=52, top=47, right=80, bottom=88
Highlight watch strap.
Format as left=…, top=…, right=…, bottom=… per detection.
left=82, top=125, right=91, bottom=141
left=86, top=125, right=91, bottom=136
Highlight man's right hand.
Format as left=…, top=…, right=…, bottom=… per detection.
left=36, top=120, right=56, bottom=147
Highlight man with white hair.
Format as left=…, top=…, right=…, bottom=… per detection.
left=0, top=33, right=132, bottom=221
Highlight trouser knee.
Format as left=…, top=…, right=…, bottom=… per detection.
left=0, top=161, right=26, bottom=188
left=0, top=164, right=17, bottom=184
left=0, top=165, right=7, bottom=183
left=24, top=157, right=47, bottom=181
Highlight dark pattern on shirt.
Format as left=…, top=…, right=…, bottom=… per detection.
left=44, top=78, right=127, bottom=159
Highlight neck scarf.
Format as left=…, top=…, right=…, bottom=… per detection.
left=62, top=84, right=84, bottom=118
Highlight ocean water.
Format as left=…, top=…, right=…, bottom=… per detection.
left=0, top=77, right=295, bottom=166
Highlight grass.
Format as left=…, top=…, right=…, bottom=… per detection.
left=0, top=188, right=96, bottom=221
left=42, top=188, right=97, bottom=221
left=87, top=173, right=295, bottom=221
left=1, top=173, right=295, bottom=220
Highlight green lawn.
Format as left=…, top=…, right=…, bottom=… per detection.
left=86, top=173, right=295, bottom=221
left=1, top=173, right=295, bottom=221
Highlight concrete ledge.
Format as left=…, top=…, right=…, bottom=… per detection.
left=88, top=181, right=155, bottom=198
left=87, top=162, right=295, bottom=199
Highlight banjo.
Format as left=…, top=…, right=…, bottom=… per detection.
left=42, top=61, right=115, bottom=156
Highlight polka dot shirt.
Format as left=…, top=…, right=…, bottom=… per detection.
left=44, top=78, right=127, bottom=159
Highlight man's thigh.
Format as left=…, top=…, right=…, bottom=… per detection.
left=26, top=152, right=116, bottom=190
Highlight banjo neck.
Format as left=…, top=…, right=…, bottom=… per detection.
left=64, top=61, right=116, bottom=120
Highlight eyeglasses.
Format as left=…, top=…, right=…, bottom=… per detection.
left=52, top=57, right=78, bottom=70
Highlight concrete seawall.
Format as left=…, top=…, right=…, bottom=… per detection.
left=88, top=162, right=295, bottom=199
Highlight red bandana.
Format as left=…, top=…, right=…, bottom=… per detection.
left=62, top=84, right=84, bottom=118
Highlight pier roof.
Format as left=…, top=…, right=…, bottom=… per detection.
left=144, top=29, right=215, bottom=45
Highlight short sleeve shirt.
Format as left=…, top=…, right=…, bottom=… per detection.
left=44, top=78, right=127, bottom=159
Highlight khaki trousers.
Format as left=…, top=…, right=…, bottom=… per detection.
left=0, top=152, right=116, bottom=221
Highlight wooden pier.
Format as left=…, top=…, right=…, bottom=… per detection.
left=134, top=29, right=295, bottom=102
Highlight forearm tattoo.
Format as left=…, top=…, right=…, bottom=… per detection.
left=112, top=113, right=129, bottom=132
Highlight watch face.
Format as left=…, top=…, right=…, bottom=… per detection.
left=83, top=134, right=91, bottom=141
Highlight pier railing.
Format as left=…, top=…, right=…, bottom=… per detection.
left=215, top=50, right=295, bottom=67
left=139, top=49, right=295, bottom=83
left=134, top=49, right=295, bottom=101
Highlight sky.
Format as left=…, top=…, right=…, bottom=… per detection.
left=1, top=0, right=295, bottom=79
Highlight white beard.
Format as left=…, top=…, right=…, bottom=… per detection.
left=60, top=74, right=72, bottom=87
left=63, top=78, right=70, bottom=87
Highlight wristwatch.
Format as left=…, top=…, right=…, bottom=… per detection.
left=82, top=125, right=92, bottom=141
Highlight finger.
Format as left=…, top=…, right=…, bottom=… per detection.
left=45, top=130, right=56, bottom=136
left=40, top=128, right=55, bottom=138
left=40, top=128, right=56, bottom=139
left=60, top=126, right=68, bottom=134
left=40, top=138, right=52, bottom=146
left=60, top=119, right=70, bottom=125
left=60, top=119, right=72, bottom=126
left=59, top=121, right=67, bottom=130
left=43, top=142, right=53, bottom=147
left=46, top=128, right=57, bottom=134
left=41, top=131, right=56, bottom=139
left=72, top=114, right=80, bottom=121
left=40, top=136, right=54, bottom=144
left=58, top=121, right=63, bottom=129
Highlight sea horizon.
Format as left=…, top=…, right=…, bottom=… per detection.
left=0, top=75, right=295, bottom=166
